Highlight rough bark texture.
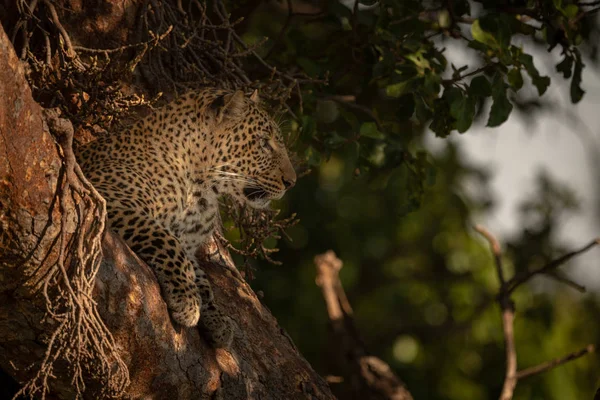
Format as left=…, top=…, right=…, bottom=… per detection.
left=0, top=21, right=334, bottom=400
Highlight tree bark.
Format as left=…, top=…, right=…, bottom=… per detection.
left=0, top=21, right=334, bottom=400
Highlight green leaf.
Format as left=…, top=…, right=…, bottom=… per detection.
left=338, top=105, right=360, bottom=130
left=445, top=87, right=475, bottom=133
left=392, top=65, right=418, bottom=84
left=300, top=116, right=316, bottom=140
left=429, top=99, right=454, bottom=138
left=316, top=100, right=340, bottom=124
left=514, top=20, right=535, bottom=36
left=479, top=14, right=514, bottom=48
left=304, top=146, right=322, bottom=166
left=297, top=57, right=321, bottom=76
left=471, top=20, right=497, bottom=48
left=469, top=75, right=492, bottom=98
left=507, top=68, right=524, bottom=90
left=373, top=55, right=394, bottom=78
left=407, top=50, right=431, bottom=73
left=571, top=55, right=585, bottom=103
left=360, top=122, right=385, bottom=140
left=397, top=94, right=416, bottom=120
left=531, top=76, right=551, bottom=96
left=423, top=73, right=441, bottom=96
left=438, top=9, right=451, bottom=29
left=325, top=131, right=348, bottom=147
left=467, top=40, right=489, bottom=53
left=519, top=53, right=550, bottom=96
left=459, top=98, right=476, bottom=133
left=386, top=81, right=410, bottom=98
left=444, top=87, right=462, bottom=105
left=556, top=56, right=573, bottom=78
left=487, top=74, right=513, bottom=127
left=562, top=4, right=578, bottom=18
left=414, top=95, right=433, bottom=122
left=449, top=93, right=476, bottom=133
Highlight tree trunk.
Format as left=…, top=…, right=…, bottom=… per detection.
left=0, top=21, right=334, bottom=400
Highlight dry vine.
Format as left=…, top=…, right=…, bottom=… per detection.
left=217, top=201, right=299, bottom=276
left=10, top=0, right=165, bottom=132
left=135, top=0, right=323, bottom=112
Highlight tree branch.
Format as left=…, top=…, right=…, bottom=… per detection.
left=314, top=251, right=413, bottom=400
left=474, top=225, right=596, bottom=400
left=506, top=238, right=600, bottom=293
left=473, top=226, right=516, bottom=400
left=516, top=345, right=595, bottom=380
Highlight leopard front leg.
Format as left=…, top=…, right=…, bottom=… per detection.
left=107, top=206, right=202, bottom=327
left=193, top=265, right=234, bottom=348
left=180, top=233, right=234, bottom=348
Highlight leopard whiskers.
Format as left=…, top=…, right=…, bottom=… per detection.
left=209, top=168, right=259, bottom=187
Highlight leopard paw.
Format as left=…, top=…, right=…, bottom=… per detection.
left=200, top=305, right=235, bottom=348
left=169, top=292, right=201, bottom=327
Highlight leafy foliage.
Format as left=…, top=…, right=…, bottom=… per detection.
left=237, top=0, right=597, bottom=218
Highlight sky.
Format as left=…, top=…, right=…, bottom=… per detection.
left=426, top=41, right=600, bottom=289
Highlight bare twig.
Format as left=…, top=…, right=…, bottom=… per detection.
left=43, top=0, right=75, bottom=59
left=516, top=345, right=595, bottom=379
left=73, top=25, right=173, bottom=54
left=475, top=225, right=597, bottom=400
left=264, top=0, right=293, bottom=60
left=443, top=64, right=495, bottom=84
left=506, top=238, right=600, bottom=293
left=473, top=225, right=516, bottom=400
left=215, top=200, right=298, bottom=269
left=474, top=225, right=505, bottom=285
left=545, top=271, right=586, bottom=293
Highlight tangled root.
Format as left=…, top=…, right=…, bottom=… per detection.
left=14, top=110, right=129, bottom=399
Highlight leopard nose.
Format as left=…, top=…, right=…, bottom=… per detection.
left=283, top=177, right=295, bottom=189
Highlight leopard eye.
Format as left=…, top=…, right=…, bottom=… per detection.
left=260, top=137, right=272, bottom=151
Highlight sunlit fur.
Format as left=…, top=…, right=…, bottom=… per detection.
left=76, top=88, right=296, bottom=348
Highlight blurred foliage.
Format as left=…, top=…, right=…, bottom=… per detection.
left=223, top=1, right=600, bottom=399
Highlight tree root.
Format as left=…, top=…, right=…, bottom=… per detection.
left=14, top=110, right=129, bottom=399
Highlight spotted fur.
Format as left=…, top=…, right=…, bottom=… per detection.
left=76, top=88, right=296, bottom=348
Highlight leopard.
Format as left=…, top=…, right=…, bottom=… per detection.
left=76, top=88, right=297, bottom=348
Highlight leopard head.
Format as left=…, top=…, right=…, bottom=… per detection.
left=206, top=90, right=296, bottom=208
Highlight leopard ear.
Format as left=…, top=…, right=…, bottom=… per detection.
left=249, top=89, right=260, bottom=103
left=212, top=90, right=247, bottom=124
